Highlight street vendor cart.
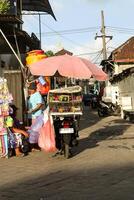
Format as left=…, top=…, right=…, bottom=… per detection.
left=28, top=53, right=108, bottom=158
left=48, top=85, right=82, bottom=116
left=48, top=85, right=83, bottom=158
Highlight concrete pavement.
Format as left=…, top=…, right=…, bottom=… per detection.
left=0, top=107, right=134, bottom=200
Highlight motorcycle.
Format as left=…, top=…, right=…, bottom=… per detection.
left=91, top=95, right=99, bottom=109
left=98, top=101, right=116, bottom=117
left=53, top=116, right=79, bottom=159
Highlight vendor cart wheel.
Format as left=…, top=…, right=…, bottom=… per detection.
left=64, top=143, right=70, bottom=159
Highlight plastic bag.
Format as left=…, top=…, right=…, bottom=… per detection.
left=29, top=130, right=39, bottom=144
left=38, top=118, right=57, bottom=152
left=30, top=114, right=44, bottom=132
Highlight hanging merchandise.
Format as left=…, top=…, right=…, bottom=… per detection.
left=48, top=86, right=83, bottom=115
left=37, top=76, right=51, bottom=95
left=0, top=77, right=11, bottom=158
left=38, top=76, right=46, bottom=85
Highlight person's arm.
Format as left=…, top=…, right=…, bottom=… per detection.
left=27, top=103, right=43, bottom=114
left=12, top=128, right=29, bottom=137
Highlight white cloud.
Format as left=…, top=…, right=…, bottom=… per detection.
left=71, top=39, right=103, bottom=60
left=41, top=43, right=62, bottom=53
left=41, top=35, right=116, bottom=66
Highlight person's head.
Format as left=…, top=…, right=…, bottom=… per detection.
left=9, top=104, right=18, bottom=118
left=28, top=82, right=37, bottom=95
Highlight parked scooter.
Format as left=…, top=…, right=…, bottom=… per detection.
left=91, top=95, right=99, bottom=109
left=53, top=116, right=79, bottom=159
left=98, top=101, right=116, bottom=117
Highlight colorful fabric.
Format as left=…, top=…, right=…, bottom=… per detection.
left=4, top=134, right=8, bottom=156
left=0, top=136, right=3, bottom=154
left=8, top=128, right=17, bottom=149
left=8, top=128, right=23, bottom=148
left=15, top=133, right=22, bottom=147
left=0, top=134, right=8, bottom=157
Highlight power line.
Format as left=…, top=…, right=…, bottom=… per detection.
left=75, top=50, right=102, bottom=56
left=107, top=26, right=134, bottom=31
left=106, top=26, right=134, bottom=35
left=32, top=16, right=99, bottom=50
left=36, top=27, right=99, bottom=36
left=91, top=50, right=103, bottom=63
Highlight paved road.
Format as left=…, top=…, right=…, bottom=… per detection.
left=1, top=107, right=134, bottom=200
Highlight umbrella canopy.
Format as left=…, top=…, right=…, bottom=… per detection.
left=28, top=54, right=108, bottom=81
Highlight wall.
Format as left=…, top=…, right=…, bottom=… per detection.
left=4, top=70, right=23, bottom=121
left=115, top=63, right=133, bottom=74
left=115, top=75, right=134, bottom=109
left=0, top=53, right=25, bottom=76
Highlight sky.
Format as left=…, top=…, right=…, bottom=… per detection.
left=22, top=0, right=134, bottom=63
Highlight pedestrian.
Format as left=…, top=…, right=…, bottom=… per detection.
left=6, top=116, right=29, bottom=157
left=27, top=82, right=44, bottom=151
left=27, top=82, right=44, bottom=124
left=8, top=105, right=29, bottom=157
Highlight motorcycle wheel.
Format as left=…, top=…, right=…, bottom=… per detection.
left=64, top=143, right=70, bottom=159
left=98, top=109, right=105, bottom=117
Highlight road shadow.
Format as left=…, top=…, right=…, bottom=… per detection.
left=79, top=106, right=100, bottom=131
left=1, top=163, right=134, bottom=199
left=75, top=119, right=131, bottom=156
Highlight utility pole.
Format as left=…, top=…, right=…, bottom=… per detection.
left=95, top=10, right=112, bottom=60
left=39, top=13, right=42, bottom=49
left=95, top=11, right=113, bottom=100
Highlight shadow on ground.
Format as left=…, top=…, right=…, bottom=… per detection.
left=0, top=108, right=134, bottom=200
left=79, top=106, right=100, bottom=131
left=1, top=163, right=134, bottom=200
left=76, top=118, right=131, bottom=156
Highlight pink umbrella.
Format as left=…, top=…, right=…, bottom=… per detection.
left=28, top=54, right=108, bottom=81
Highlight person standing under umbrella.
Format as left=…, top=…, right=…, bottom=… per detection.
left=27, top=82, right=44, bottom=150
left=27, top=82, right=44, bottom=123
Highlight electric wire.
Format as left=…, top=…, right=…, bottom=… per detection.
left=37, top=27, right=100, bottom=36
left=91, top=50, right=103, bottom=63
left=106, top=26, right=134, bottom=35
left=74, top=50, right=102, bottom=56
left=31, top=15, right=100, bottom=50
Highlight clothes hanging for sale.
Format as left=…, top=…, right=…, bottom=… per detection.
left=0, top=133, right=8, bottom=158
left=0, top=77, right=12, bottom=158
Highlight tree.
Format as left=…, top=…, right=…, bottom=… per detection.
left=45, top=50, right=54, bottom=57
left=0, top=0, right=10, bottom=14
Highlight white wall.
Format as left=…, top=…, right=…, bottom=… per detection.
left=115, top=63, right=133, bottom=74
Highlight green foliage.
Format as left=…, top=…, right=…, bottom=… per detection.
left=0, top=0, right=10, bottom=14
left=45, top=50, right=54, bottom=57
